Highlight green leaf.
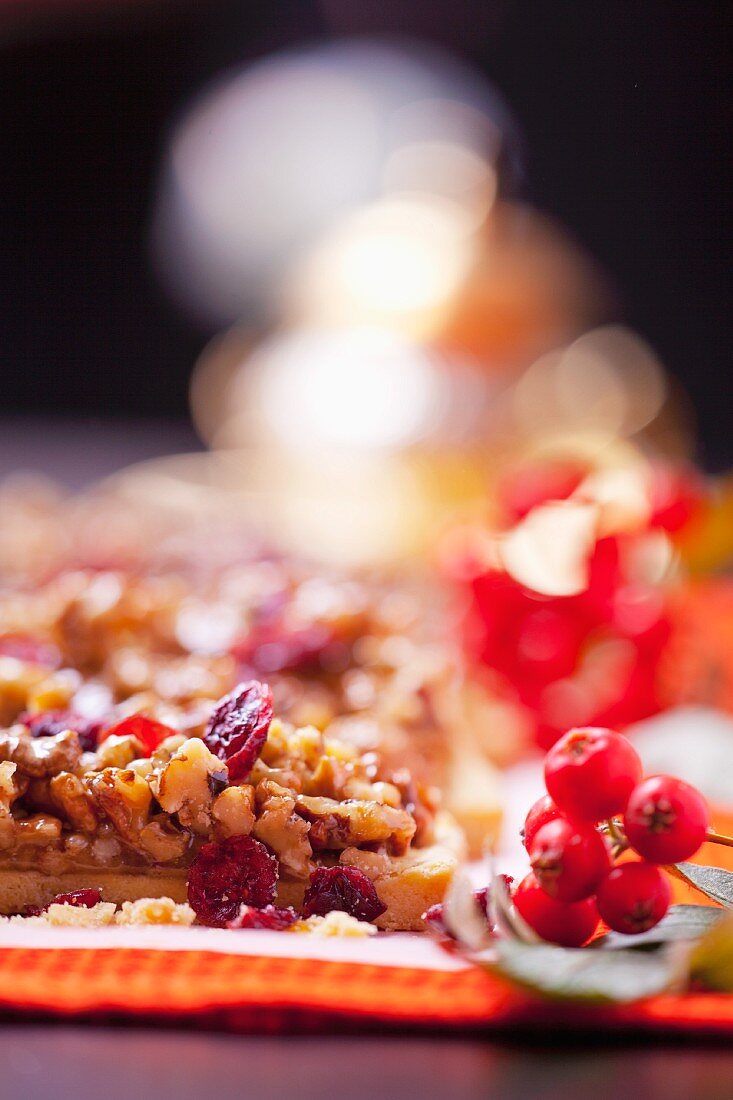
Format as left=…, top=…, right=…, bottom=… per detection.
left=484, top=939, right=685, bottom=1005
left=689, top=914, right=733, bottom=992
left=596, top=905, right=727, bottom=950
left=673, top=863, right=733, bottom=908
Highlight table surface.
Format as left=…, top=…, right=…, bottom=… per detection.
left=0, top=1026, right=731, bottom=1100
left=1, top=419, right=731, bottom=1098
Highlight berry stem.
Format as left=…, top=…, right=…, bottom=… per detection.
left=601, top=818, right=628, bottom=860
left=706, top=828, right=733, bottom=849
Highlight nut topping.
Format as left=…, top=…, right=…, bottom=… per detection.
left=153, top=737, right=228, bottom=835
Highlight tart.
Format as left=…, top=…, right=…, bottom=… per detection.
left=0, top=678, right=461, bottom=929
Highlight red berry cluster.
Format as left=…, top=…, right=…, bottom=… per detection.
left=513, top=726, right=710, bottom=944
left=445, top=460, right=706, bottom=750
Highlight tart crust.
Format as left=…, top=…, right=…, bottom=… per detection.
left=0, top=818, right=463, bottom=929
left=0, top=868, right=187, bottom=916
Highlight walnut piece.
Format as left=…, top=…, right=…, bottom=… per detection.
left=138, top=815, right=190, bottom=862
left=295, top=793, right=416, bottom=855
left=153, top=737, right=227, bottom=835
left=0, top=727, right=81, bottom=778
left=212, top=784, right=255, bottom=839
left=94, top=734, right=144, bottom=770
left=88, top=767, right=152, bottom=842
left=253, top=779, right=312, bottom=877
left=0, top=760, right=19, bottom=813
left=49, top=772, right=98, bottom=832
left=15, top=813, right=63, bottom=845
left=0, top=761, right=19, bottom=850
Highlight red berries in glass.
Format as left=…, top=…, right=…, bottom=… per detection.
left=522, top=794, right=561, bottom=852
left=529, top=817, right=611, bottom=902
left=624, top=775, right=709, bottom=864
left=544, top=726, right=642, bottom=823
left=596, top=862, right=672, bottom=934
left=513, top=872, right=599, bottom=947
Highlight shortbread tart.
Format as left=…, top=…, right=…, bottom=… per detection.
left=0, top=680, right=462, bottom=929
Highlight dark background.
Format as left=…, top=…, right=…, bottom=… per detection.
left=1, top=1, right=730, bottom=468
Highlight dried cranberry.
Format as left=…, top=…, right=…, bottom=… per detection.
left=22, top=710, right=104, bottom=753
left=187, top=835, right=279, bottom=928
left=0, top=634, right=61, bottom=668
left=25, top=888, right=102, bottom=916
left=227, top=904, right=298, bottom=930
left=301, top=866, right=386, bottom=922
left=202, top=680, right=273, bottom=782
left=99, top=714, right=176, bottom=755
left=232, top=624, right=348, bottom=677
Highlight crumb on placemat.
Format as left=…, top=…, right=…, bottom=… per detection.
left=290, top=911, right=378, bottom=937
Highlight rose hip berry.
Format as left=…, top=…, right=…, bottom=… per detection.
left=522, top=795, right=561, bottom=852
left=544, top=727, right=643, bottom=823
left=301, top=866, right=386, bottom=922
left=513, top=872, right=599, bottom=947
left=624, top=775, right=709, bottom=864
left=596, top=862, right=672, bottom=934
left=187, top=835, right=279, bottom=927
left=203, top=680, right=273, bottom=782
left=99, top=714, right=176, bottom=755
left=22, top=710, right=105, bottom=753
left=529, top=816, right=611, bottom=902
left=26, top=888, right=102, bottom=917
left=227, top=904, right=298, bottom=930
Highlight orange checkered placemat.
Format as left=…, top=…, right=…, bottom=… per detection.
left=0, top=923, right=730, bottom=1037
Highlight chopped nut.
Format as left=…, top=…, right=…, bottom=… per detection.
left=0, top=760, right=20, bottom=812
left=88, top=767, right=152, bottom=841
left=341, top=777, right=403, bottom=806
left=253, top=780, right=312, bottom=877
left=138, top=816, right=190, bottom=862
left=154, top=737, right=227, bottom=835
left=303, top=754, right=350, bottom=800
left=295, top=793, right=416, bottom=855
left=126, top=757, right=157, bottom=781
left=249, top=758, right=303, bottom=792
left=0, top=761, right=20, bottom=850
left=151, top=733, right=189, bottom=765
left=212, top=784, right=255, bottom=839
left=116, top=897, right=195, bottom=925
left=94, top=733, right=144, bottom=770
left=15, top=813, right=63, bottom=845
left=0, top=727, right=81, bottom=778
left=49, top=772, right=98, bottom=831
